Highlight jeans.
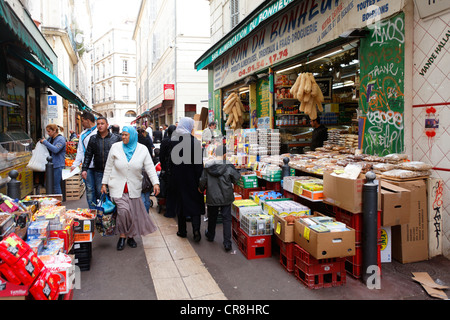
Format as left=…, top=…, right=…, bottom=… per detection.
left=53, top=167, right=63, bottom=194
left=85, top=169, right=103, bottom=209
left=206, top=205, right=232, bottom=247
left=141, top=191, right=151, bottom=212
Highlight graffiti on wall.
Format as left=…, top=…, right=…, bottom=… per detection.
left=359, top=13, right=405, bottom=156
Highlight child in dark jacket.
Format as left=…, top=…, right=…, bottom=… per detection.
left=199, top=145, right=241, bottom=251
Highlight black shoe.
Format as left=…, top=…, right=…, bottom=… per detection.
left=176, top=231, right=187, bottom=238
left=224, top=243, right=232, bottom=252
left=205, top=231, right=214, bottom=242
left=127, top=237, right=137, bottom=248
left=117, top=238, right=126, bottom=251
left=193, top=230, right=201, bottom=242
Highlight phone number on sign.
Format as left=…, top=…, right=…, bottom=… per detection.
left=238, top=49, right=289, bottom=77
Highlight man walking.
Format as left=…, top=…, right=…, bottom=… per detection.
left=71, top=112, right=97, bottom=208
left=81, top=117, right=121, bottom=208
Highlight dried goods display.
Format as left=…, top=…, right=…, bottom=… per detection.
left=223, top=92, right=245, bottom=130
left=291, top=73, right=324, bottom=120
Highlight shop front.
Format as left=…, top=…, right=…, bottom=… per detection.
left=195, top=0, right=407, bottom=157
left=0, top=0, right=91, bottom=198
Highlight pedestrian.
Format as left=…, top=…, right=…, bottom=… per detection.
left=101, top=126, right=160, bottom=251
left=81, top=117, right=121, bottom=208
left=169, top=117, right=204, bottom=242
left=153, top=126, right=163, bottom=143
left=69, top=130, right=77, bottom=141
left=40, top=124, right=66, bottom=194
left=201, top=121, right=217, bottom=145
left=137, top=127, right=155, bottom=212
left=310, top=117, right=328, bottom=151
left=71, top=112, right=97, bottom=208
left=162, top=124, right=169, bottom=139
left=110, top=124, right=120, bottom=136
left=145, top=123, right=153, bottom=139
left=199, top=145, right=241, bottom=251
left=159, top=124, right=176, bottom=218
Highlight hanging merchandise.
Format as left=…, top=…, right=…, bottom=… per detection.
left=291, top=73, right=324, bottom=120
left=223, top=92, right=245, bottom=130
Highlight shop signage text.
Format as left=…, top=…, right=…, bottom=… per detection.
left=213, top=0, right=404, bottom=90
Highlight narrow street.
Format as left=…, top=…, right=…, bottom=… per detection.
left=67, top=194, right=450, bottom=301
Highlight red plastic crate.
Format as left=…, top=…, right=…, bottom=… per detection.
left=265, top=181, right=282, bottom=192
left=234, top=185, right=262, bottom=200
left=294, top=263, right=346, bottom=289
left=278, top=239, right=295, bottom=273
left=237, top=228, right=271, bottom=260
left=334, top=207, right=381, bottom=244
left=232, top=217, right=240, bottom=244
left=293, top=244, right=341, bottom=265
left=345, top=244, right=382, bottom=279
left=293, top=244, right=345, bottom=273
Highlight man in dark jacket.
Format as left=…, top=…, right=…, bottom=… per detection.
left=81, top=117, right=121, bottom=208
left=310, top=117, right=328, bottom=151
left=199, top=145, right=241, bottom=251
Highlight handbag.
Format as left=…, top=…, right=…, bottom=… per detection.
left=94, top=194, right=117, bottom=237
left=142, top=169, right=153, bottom=193
left=27, top=141, right=49, bottom=172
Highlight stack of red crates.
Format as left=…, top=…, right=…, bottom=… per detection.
left=275, top=237, right=295, bottom=273
left=293, top=244, right=346, bottom=289
left=333, top=206, right=382, bottom=278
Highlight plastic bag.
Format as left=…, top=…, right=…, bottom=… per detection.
left=27, top=141, right=49, bottom=172
left=94, top=194, right=116, bottom=237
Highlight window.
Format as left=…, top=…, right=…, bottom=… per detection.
left=231, top=0, right=239, bottom=28
left=125, top=110, right=136, bottom=118
left=123, top=60, right=128, bottom=74
left=122, top=84, right=129, bottom=100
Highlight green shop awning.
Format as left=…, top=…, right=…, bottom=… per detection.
left=0, top=0, right=55, bottom=72
left=13, top=51, right=91, bottom=112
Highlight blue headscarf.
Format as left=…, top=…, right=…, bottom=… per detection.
left=122, top=126, right=138, bottom=162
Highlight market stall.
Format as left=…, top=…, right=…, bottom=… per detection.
left=0, top=194, right=96, bottom=300
left=201, top=125, right=436, bottom=289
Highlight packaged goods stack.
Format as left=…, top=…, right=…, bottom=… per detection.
left=66, top=208, right=96, bottom=271
left=231, top=200, right=272, bottom=260
left=257, top=129, right=268, bottom=157
left=268, top=130, right=280, bottom=156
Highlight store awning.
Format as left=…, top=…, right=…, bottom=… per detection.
left=12, top=51, right=91, bottom=112
left=0, top=0, right=55, bottom=72
left=0, top=99, right=18, bottom=107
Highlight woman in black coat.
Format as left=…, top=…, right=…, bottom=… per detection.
left=168, top=118, right=204, bottom=242
left=159, top=124, right=176, bottom=217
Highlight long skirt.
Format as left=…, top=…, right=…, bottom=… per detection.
left=113, top=193, right=157, bottom=238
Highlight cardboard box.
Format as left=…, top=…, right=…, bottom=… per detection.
left=294, top=212, right=355, bottom=259
left=387, top=179, right=428, bottom=264
left=273, top=212, right=295, bottom=243
left=380, top=226, right=392, bottom=263
left=323, top=172, right=381, bottom=214
left=380, top=181, right=411, bottom=226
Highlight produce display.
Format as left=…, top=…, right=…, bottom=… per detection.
left=291, top=72, right=325, bottom=120
left=223, top=92, right=245, bottom=130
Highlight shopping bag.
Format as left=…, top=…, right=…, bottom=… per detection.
left=26, top=141, right=49, bottom=172
left=94, top=194, right=117, bottom=237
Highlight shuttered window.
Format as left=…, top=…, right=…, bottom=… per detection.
left=231, top=0, right=239, bottom=28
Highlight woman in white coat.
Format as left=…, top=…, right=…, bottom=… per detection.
left=101, top=126, right=160, bottom=250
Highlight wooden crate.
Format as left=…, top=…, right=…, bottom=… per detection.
left=66, top=184, right=85, bottom=200
left=65, top=174, right=85, bottom=200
